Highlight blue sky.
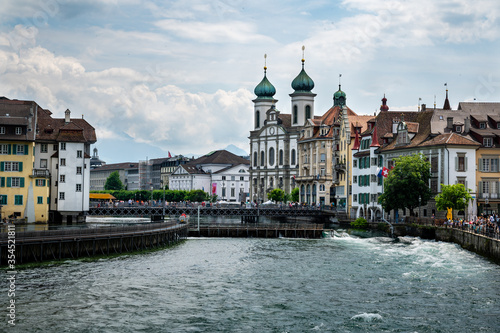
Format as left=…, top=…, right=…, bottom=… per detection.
left=1, top=0, right=499, bottom=163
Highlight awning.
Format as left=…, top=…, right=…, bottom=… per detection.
left=89, top=193, right=116, bottom=200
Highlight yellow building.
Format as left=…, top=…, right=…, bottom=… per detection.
left=0, top=99, right=50, bottom=222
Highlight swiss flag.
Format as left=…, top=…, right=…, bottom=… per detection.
left=168, top=151, right=172, bottom=158
left=382, top=166, right=389, bottom=178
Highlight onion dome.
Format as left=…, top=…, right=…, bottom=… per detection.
left=291, top=59, right=315, bottom=93
left=333, top=85, right=346, bottom=106
left=254, top=66, right=276, bottom=99
left=380, top=94, right=389, bottom=112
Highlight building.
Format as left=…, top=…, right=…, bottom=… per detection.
left=90, top=162, right=139, bottom=191
left=0, top=97, right=96, bottom=223
left=249, top=54, right=315, bottom=203
left=160, top=155, right=191, bottom=189
left=169, top=150, right=250, bottom=202
left=90, top=147, right=106, bottom=169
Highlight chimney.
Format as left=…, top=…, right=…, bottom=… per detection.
left=421, top=104, right=426, bottom=112
left=64, top=109, right=71, bottom=124
left=447, top=117, right=453, bottom=129
left=464, top=117, right=470, bottom=133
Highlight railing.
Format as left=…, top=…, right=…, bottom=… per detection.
left=31, top=169, right=50, bottom=178
left=477, top=193, right=500, bottom=199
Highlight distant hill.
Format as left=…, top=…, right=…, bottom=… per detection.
left=224, top=144, right=248, bottom=157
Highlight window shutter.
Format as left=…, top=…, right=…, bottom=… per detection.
left=12, top=144, right=17, bottom=154
left=478, top=181, right=483, bottom=193
left=465, top=157, right=468, bottom=171
left=0, top=162, right=3, bottom=171
left=0, top=177, right=4, bottom=187
left=42, top=179, right=46, bottom=186
left=20, top=177, right=24, bottom=187
left=455, top=156, right=458, bottom=171
left=7, top=177, right=11, bottom=187
left=24, top=144, right=29, bottom=155
left=478, top=159, right=483, bottom=172
left=7, top=144, right=11, bottom=155
left=465, top=181, right=468, bottom=189
left=19, top=162, right=23, bottom=172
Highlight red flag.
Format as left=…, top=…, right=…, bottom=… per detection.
left=168, top=151, right=172, bottom=158
left=382, top=166, right=389, bottom=178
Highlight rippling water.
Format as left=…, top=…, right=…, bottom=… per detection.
left=4, top=232, right=500, bottom=332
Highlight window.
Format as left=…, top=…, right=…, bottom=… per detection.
left=60, top=158, right=66, bottom=166
left=0, top=144, right=8, bottom=154
left=353, top=176, right=357, bottom=184
left=0, top=127, right=5, bottom=134
left=222, top=176, right=226, bottom=180
left=60, top=142, right=66, bottom=150
left=36, top=179, right=46, bottom=186
left=77, top=150, right=82, bottom=158
left=15, top=127, right=22, bottom=135
left=60, top=175, right=65, bottom=183
left=479, top=157, right=499, bottom=172
left=14, top=195, right=23, bottom=205
left=0, top=195, right=7, bottom=205
left=456, top=155, right=466, bottom=172
left=269, top=147, right=275, bottom=166
left=59, top=192, right=65, bottom=200
left=221, top=188, right=226, bottom=198
left=253, top=152, right=257, bottom=167
left=240, top=176, right=244, bottom=181
left=480, top=122, right=486, bottom=129
left=255, top=111, right=260, bottom=128
left=40, top=159, right=47, bottom=168
left=279, top=149, right=283, bottom=165
left=483, top=138, right=492, bottom=147
left=231, top=188, right=235, bottom=197
left=37, top=196, right=43, bottom=204
left=76, top=166, right=82, bottom=174
left=293, top=105, right=298, bottom=124
left=353, top=160, right=357, bottom=168
left=41, top=144, right=48, bottom=153
left=53, top=144, right=58, bottom=151
left=371, top=158, right=377, bottom=166
left=260, top=151, right=264, bottom=166
left=16, top=145, right=24, bottom=155
left=76, top=184, right=82, bottom=192
left=353, top=194, right=357, bottom=202
left=320, top=153, right=326, bottom=163
left=305, top=105, right=311, bottom=120
left=320, top=168, right=325, bottom=176
left=291, top=149, right=296, bottom=166
left=11, top=177, right=21, bottom=187
left=431, top=179, right=438, bottom=193
left=3, top=162, right=21, bottom=172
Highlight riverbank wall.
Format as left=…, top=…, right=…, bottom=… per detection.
left=0, top=222, right=188, bottom=266
left=389, top=224, right=500, bottom=263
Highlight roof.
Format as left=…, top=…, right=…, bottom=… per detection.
left=0, top=98, right=37, bottom=141
left=89, top=193, right=116, bottom=200
left=458, top=102, right=500, bottom=114
left=418, top=132, right=481, bottom=147
left=90, top=162, right=138, bottom=171
left=36, top=107, right=96, bottom=143
left=189, top=149, right=249, bottom=166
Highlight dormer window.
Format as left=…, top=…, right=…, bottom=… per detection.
left=397, top=121, right=409, bottom=145
left=480, top=122, right=486, bottom=129
left=15, top=127, right=22, bottom=135
left=483, top=138, right=492, bottom=147
left=455, top=126, right=462, bottom=133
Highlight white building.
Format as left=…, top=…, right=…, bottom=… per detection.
left=169, top=150, right=250, bottom=202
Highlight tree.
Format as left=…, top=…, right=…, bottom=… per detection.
left=435, top=183, right=472, bottom=218
left=267, top=188, right=285, bottom=202
left=291, top=187, right=299, bottom=202
left=378, top=153, right=432, bottom=215
left=185, top=189, right=209, bottom=202
left=104, top=171, right=124, bottom=190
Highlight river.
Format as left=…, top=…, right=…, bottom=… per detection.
left=3, top=230, right=500, bottom=332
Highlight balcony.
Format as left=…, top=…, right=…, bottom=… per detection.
left=31, top=169, right=50, bottom=178
left=334, top=163, right=346, bottom=172
left=477, top=193, right=499, bottom=200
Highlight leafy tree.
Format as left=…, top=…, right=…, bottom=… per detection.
left=267, top=188, right=285, bottom=202
left=185, top=189, right=209, bottom=202
left=291, top=187, right=299, bottom=202
left=378, top=153, right=432, bottom=216
left=104, top=171, right=124, bottom=190
left=435, top=183, right=472, bottom=218
left=351, top=217, right=368, bottom=229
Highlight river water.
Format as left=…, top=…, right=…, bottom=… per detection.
left=3, top=231, right=500, bottom=332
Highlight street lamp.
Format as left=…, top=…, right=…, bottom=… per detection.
left=161, top=179, right=165, bottom=219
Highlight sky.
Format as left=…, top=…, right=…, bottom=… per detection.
left=1, top=0, right=499, bottom=163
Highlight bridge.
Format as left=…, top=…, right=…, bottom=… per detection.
left=88, top=206, right=326, bottom=220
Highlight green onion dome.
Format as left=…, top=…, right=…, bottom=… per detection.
left=333, top=85, right=347, bottom=106
left=254, top=67, right=276, bottom=99
left=291, top=59, right=315, bottom=93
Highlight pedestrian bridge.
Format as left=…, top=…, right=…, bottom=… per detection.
left=88, top=206, right=325, bottom=219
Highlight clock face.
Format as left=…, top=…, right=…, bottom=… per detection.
left=269, top=127, right=275, bottom=135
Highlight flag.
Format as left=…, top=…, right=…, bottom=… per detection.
left=382, top=166, right=389, bottom=178
left=168, top=151, right=172, bottom=158
left=377, top=168, right=383, bottom=178
left=212, top=183, right=217, bottom=195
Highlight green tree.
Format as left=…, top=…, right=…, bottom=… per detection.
left=291, top=187, right=299, bottom=202
left=435, top=183, right=472, bottom=218
left=267, top=188, right=285, bottom=202
left=378, top=153, right=432, bottom=215
left=185, top=189, right=209, bottom=202
left=104, top=171, right=124, bottom=190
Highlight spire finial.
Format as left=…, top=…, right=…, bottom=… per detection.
left=264, top=54, right=267, bottom=72
left=339, top=73, right=342, bottom=90
left=301, top=45, right=305, bottom=67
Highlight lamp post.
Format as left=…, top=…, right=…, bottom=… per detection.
left=161, top=179, right=165, bottom=219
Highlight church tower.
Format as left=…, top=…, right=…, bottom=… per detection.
left=253, top=54, right=276, bottom=130
left=290, top=46, right=316, bottom=127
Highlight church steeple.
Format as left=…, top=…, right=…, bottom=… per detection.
left=443, top=83, right=451, bottom=110
left=291, top=46, right=315, bottom=93
left=333, top=74, right=346, bottom=107
left=254, top=54, right=276, bottom=99
left=380, top=94, right=389, bottom=112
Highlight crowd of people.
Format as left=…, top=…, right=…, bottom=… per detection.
left=442, top=213, right=500, bottom=239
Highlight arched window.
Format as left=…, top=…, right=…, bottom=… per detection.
left=300, top=185, right=305, bottom=202
left=255, top=111, right=260, bottom=129
left=260, top=151, right=264, bottom=166
left=291, top=149, right=296, bottom=166
left=253, top=152, right=257, bottom=167
left=293, top=105, right=298, bottom=124
left=279, top=149, right=283, bottom=165
left=269, top=147, right=275, bottom=166
left=305, top=105, right=311, bottom=120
